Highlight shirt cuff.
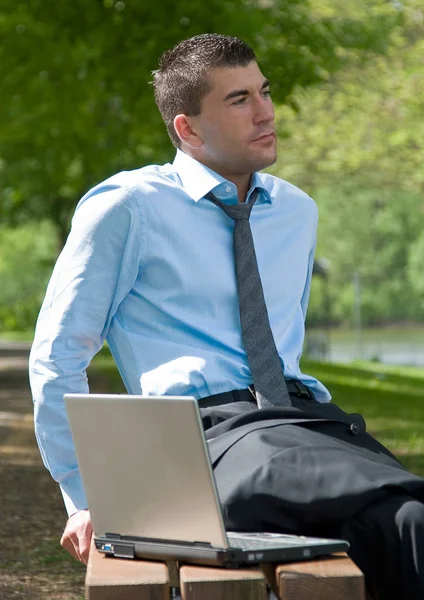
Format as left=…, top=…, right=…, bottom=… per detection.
left=59, top=470, right=88, bottom=517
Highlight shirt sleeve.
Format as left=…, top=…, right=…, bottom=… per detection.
left=300, top=229, right=317, bottom=321
left=29, top=182, right=142, bottom=516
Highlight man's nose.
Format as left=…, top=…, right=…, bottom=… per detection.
left=253, top=96, right=275, bottom=125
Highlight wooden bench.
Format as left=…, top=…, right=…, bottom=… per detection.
left=85, top=542, right=365, bottom=600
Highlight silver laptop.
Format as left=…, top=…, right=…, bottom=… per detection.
left=64, top=393, right=349, bottom=567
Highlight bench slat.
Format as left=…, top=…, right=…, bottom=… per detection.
left=85, top=546, right=365, bottom=600
left=179, top=564, right=268, bottom=600
left=276, top=553, right=365, bottom=600
left=85, top=542, right=170, bottom=600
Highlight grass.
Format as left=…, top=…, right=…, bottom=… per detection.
left=0, top=540, right=81, bottom=573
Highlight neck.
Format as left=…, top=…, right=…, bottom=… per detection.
left=180, top=148, right=252, bottom=203
left=231, top=174, right=251, bottom=203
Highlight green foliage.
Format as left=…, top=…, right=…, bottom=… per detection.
left=0, top=0, right=400, bottom=243
left=314, top=186, right=424, bottom=325
left=0, top=222, right=57, bottom=331
left=0, top=0, right=414, bottom=326
left=270, top=1, right=424, bottom=325
left=408, top=233, right=424, bottom=309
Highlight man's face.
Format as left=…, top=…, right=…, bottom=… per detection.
left=188, top=61, right=276, bottom=179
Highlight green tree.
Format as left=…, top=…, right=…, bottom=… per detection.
left=0, top=0, right=400, bottom=246
left=0, top=222, right=58, bottom=331
left=270, top=0, right=424, bottom=324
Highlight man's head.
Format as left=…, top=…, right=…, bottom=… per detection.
left=153, top=33, right=276, bottom=181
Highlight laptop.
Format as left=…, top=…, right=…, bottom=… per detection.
left=64, top=393, right=349, bottom=567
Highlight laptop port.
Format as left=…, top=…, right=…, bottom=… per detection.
left=102, top=543, right=114, bottom=552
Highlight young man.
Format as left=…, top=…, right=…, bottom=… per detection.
left=30, top=34, right=424, bottom=599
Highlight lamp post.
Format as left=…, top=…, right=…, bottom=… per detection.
left=312, top=258, right=331, bottom=360
left=353, top=270, right=363, bottom=360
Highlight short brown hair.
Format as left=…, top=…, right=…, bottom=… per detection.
left=152, top=33, right=256, bottom=147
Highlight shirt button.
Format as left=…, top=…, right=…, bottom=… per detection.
left=350, top=423, right=361, bottom=435
left=225, top=186, right=232, bottom=193
left=287, top=363, right=293, bottom=370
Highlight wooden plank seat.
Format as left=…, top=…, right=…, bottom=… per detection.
left=85, top=542, right=365, bottom=600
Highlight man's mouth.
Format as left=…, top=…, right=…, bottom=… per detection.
left=251, top=132, right=276, bottom=143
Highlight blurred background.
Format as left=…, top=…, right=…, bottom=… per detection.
left=1, top=2, right=423, bottom=597
left=1, top=0, right=424, bottom=366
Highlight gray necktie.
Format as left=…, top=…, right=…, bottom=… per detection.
left=206, top=189, right=292, bottom=408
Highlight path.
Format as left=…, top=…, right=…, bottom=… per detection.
left=0, top=341, right=85, bottom=599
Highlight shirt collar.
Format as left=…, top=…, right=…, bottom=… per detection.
left=172, top=149, right=272, bottom=204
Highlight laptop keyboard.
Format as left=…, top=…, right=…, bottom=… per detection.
left=227, top=533, right=306, bottom=550
left=227, top=533, right=316, bottom=550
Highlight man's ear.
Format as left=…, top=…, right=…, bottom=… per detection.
left=173, top=114, right=203, bottom=149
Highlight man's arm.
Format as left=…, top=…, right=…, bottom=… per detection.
left=300, top=231, right=317, bottom=320
left=29, top=183, right=141, bottom=557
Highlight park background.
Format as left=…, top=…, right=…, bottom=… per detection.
left=1, top=0, right=424, bottom=598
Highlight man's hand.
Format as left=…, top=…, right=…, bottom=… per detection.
left=60, top=509, right=93, bottom=564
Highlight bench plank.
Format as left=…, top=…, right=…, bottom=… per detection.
left=86, top=542, right=170, bottom=600
left=179, top=564, right=268, bottom=600
left=85, top=546, right=365, bottom=600
left=276, top=553, right=365, bottom=600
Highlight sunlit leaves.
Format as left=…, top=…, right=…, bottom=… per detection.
left=0, top=0, right=399, bottom=244
left=270, top=2, right=424, bottom=324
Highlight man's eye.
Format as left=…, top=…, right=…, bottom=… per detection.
left=232, top=97, right=246, bottom=106
left=262, top=89, right=271, bottom=98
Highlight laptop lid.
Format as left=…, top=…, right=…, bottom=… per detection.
left=64, top=394, right=229, bottom=549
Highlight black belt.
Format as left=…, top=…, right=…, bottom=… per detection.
left=198, top=379, right=316, bottom=409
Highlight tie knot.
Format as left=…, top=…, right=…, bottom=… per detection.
left=205, top=190, right=259, bottom=222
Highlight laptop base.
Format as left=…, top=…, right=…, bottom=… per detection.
left=95, top=533, right=349, bottom=568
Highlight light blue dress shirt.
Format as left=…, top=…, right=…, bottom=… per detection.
left=29, top=149, right=331, bottom=516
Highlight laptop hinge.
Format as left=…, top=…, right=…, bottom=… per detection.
left=193, top=541, right=214, bottom=548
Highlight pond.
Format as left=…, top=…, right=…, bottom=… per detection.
left=306, top=326, right=424, bottom=366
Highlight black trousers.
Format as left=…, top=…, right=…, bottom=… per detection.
left=340, top=493, right=424, bottom=600
left=199, top=385, right=424, bottom=600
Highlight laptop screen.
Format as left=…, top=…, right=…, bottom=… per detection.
left=65, top=394, right=229, bottom=549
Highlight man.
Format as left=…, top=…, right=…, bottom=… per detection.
left=30, top=34, right=424, bottom=599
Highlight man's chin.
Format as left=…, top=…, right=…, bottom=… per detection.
left=252, top=150, right=277, bottom=172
